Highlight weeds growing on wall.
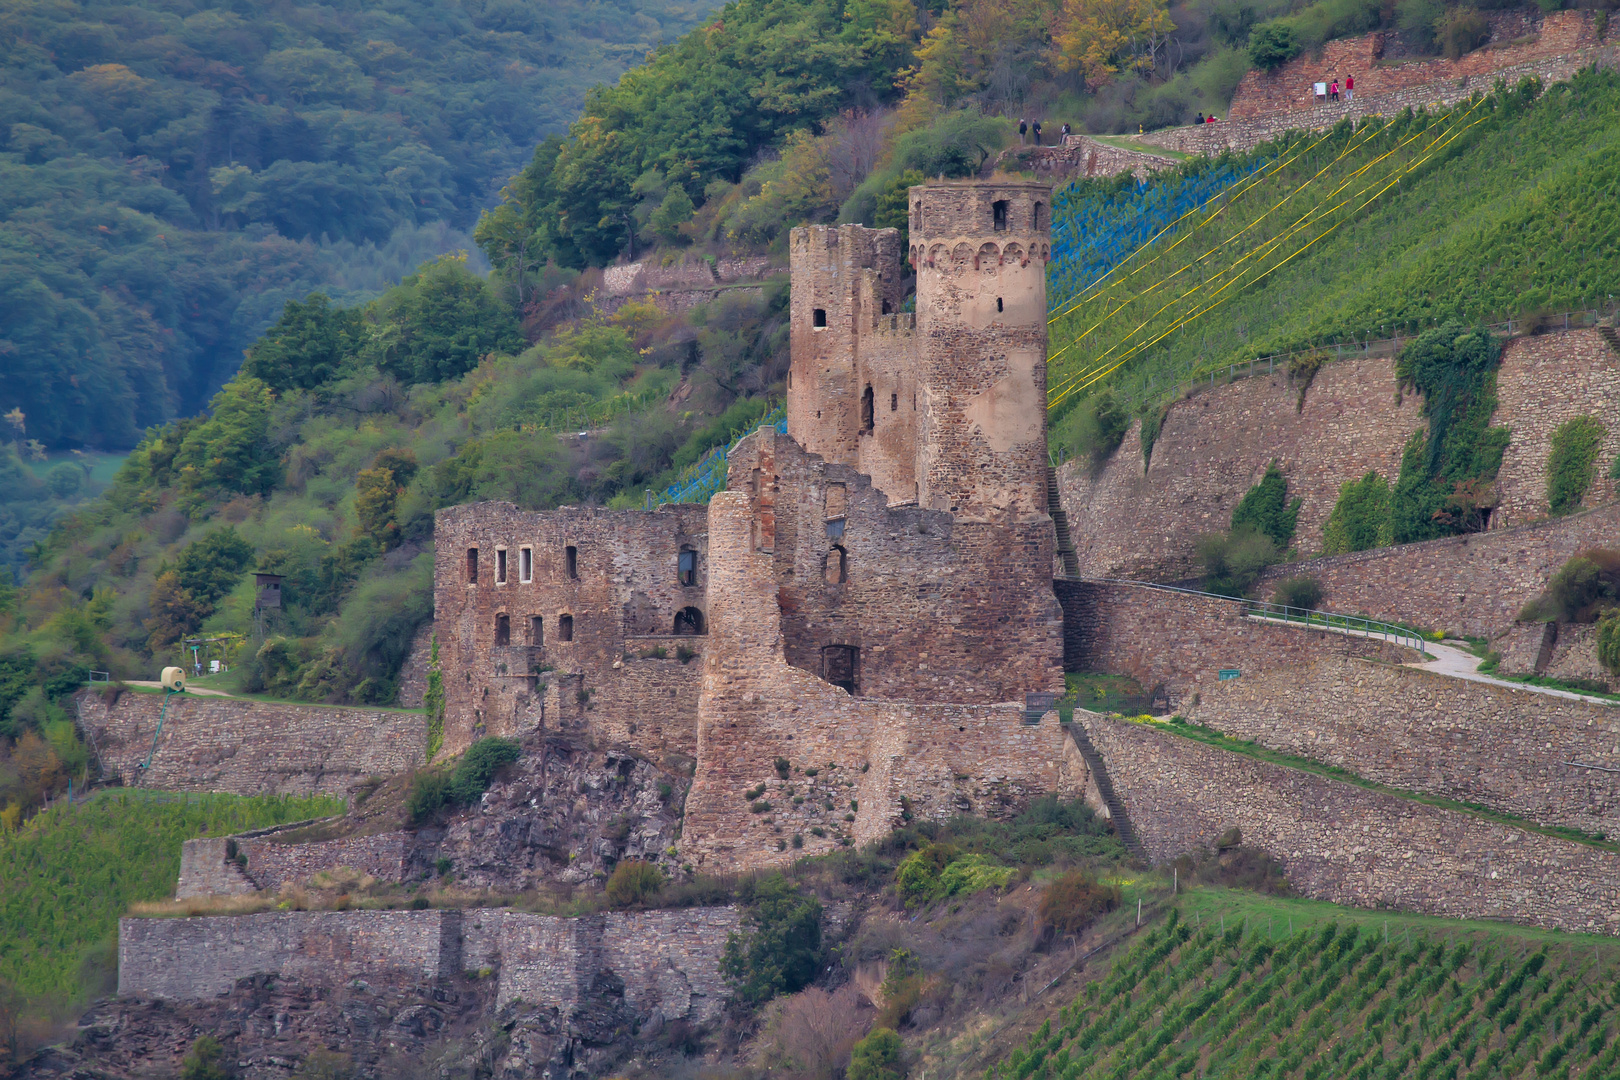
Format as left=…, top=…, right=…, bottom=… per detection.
left=1053, top=392, right=1131, bottom=473
left=1519, top=550, right=1620, bottom=624
left=1546, top=416, right=1607, bottom=516
left=1322, top=471, right=1394, bottom=554
left=1231, top=462, right=1301, bottom=548
left=1196, top=528, right=1283, bottom=597
left=407, top=737, right=521, bottom=822
left=423, top=636, right=445, bottom=764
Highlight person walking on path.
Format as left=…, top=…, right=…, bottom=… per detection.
left=1330, top=79, right=1340, bottom=102
left=1019, top=118, right=1028, bottom=144
left=1345, top=73, right=1354, bottom=102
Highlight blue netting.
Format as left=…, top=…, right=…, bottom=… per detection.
left=1046, top=160, right=1268, bottom=315
left=655, top=404, right=788, bottom=506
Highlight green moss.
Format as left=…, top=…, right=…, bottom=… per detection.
left=1546, top=416, right=1606, bottom=516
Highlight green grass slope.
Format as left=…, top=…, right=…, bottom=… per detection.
left=988, top=898, right=1620, bottom=1080
left=1047, top=69, right=1620, bottom=417
left=0, top=790, right=342, bottom=1002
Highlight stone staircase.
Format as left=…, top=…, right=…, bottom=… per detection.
left=1047, top=466, right=1081, bottom=579
left=1600, top=324, right=1619, bottom=357
left=1065, top=721, right=1145, bottom=861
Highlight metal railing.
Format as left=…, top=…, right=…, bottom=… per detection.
left=1090, top=577, right=1430, bottom=657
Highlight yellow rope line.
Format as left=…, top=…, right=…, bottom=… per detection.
left=1045, top=103, right=1488, bottom=409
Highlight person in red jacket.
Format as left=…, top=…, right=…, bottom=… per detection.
left=1345, top=73, right=1355, bottom=102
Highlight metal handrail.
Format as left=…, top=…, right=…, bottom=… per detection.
left=1088, top=577, right=1430, bottom=657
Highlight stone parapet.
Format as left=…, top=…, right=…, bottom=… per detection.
left=1083, top=713, right=1620, bottom=935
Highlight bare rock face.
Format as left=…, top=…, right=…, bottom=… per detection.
left=421, top=738, right=689, bottom=891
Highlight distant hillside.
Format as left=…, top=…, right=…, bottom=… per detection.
left=0, top=0, right=714, bottom=451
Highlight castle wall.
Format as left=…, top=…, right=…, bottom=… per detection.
left=432, top=503, right=709, bottom=756
left=117, top=906, right=740, bottom=1018
left=1057, top=579, right=1414, bottom=702
left=683, top=475, right=1080, bottom=873
left=1250, top=502, right=1620, bottom=637
left=77, top=690, right=426, bottom=796
left=1084, top=713, right=1620, bottom=935
left=1185, top=655, right=1620, bottom=838
left=177, top=831, right=414, bottom=898
left=1059, top=329, right=1620, bottom=586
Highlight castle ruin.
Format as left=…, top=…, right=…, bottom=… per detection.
left=433, top=181, right=1080, bottom=870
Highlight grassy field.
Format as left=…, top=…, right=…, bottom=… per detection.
left=993, top=888, right=1620, bottom=1080
left=1046, top=68, right=1620, bottom=420
left=0, top=789, right=343, bottom=1003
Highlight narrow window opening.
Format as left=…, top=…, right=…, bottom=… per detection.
left=530, top=616, right=543, bottom=646
left=494, top=614, right=510, bottom=646
left=674, top=606, right=706, bottom=635
left=678, top=548, right=698, bottom=587
left=890, top=392, right=898, bottom=412
left=992, top=200, right=1008, bottom=232
left=812, top=308, right=827, bottom=328
left=565, top=545, right=578, bottom=579
left=824, top=545, right=848, bottom=584
left=467, top=548, right=478, bottom=584
left=519, top=547, right=532, bottom=582
left=881, top=299, right=892, bottom=315
left=996, top=297, right=1004, bottom=313
left=1034, top=201, right=1048, bottom=230
left=860, top=386, right=874, bottom=433
left=496, top=549, right=507, bottom=584
left=822, top=645, right=859, bottom=694
left=787, top=370, right=793, bottom=388
left=558, top=614, right=574, bottom=642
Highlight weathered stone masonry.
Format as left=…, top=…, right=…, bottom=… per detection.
left=1084, top=713, right=1620, bottom=935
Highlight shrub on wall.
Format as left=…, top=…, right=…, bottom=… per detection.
left=1598, top=611, right=1620, bottom=676
left=721, top=873, right=822, bottom=1005
left=1546, top=415, right=1606, bottom=516
left=1271, top=575, right=1324, bottom=610
left=1196, top=528, right=1282, bottom=597
left=407, top=736, right=522, bottom=822
left=1247, top=23, right=1302, bottom=69
left=1054, top=391, right=1131, bottom=473
left=605, top=860, right=666, bottom=907
left=1520, top=550, right=1620, bottom=623
left=1231, top=462, right=1301, bottom=548
left=1322, top=471, right=1393, bottom=554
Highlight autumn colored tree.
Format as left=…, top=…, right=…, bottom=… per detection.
left=1054, top=0, right=1174, bottom=87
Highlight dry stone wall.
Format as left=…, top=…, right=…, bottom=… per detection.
left=117, top=906, right=738, bottom=1021
left=997, top=137, right=1179, bottom=182
left=1084, top=714, right=1620, bottom=935
left=1185, top=655, right=1620, bottom=838
left=1060, top=329, right=1620, bottom=587
left=1057, top=580, right=1414, bottom=703
left=78, top=690, right=426, bottom=796
left=1250, top=503, right=1620, bottom=638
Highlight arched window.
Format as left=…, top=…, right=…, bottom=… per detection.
left=992, top=200, right=1008, bottom=232
left=494, top=614, right=510, bottom=646
left=674, top=606, right=706, bottom=635
left=678, top=548, right=698, bottom=587
left=860, top=386, right=874, bottom=433
left=824, top=545, right=848, bottom=585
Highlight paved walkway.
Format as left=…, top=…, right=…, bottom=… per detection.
left=1244, top=614, right=1617, bottom=706
left=125, top=680, right=233, bottom=697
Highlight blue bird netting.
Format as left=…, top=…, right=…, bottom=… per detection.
left=654, top=404, right=788, bottom=506
left=1046, top=160, right=1269, bottom=316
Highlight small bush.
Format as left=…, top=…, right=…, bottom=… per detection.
left=180, top=1036, right=229, bottom=1080
left=1248, top=22, right=1301, bottom=69
left=774, top=756, right=791, bottom=779
left=1196, top=526, right=1282, bottom=597
left=763, top=984, right=867, bottom=1080
left=848, top=1027, right=906, bottom=1080
left=1521, top=550, right=1620, bottom=623
left=449, top=736, right=521, bottom=804
left=1054, top=391, right=1131, bottom=472
left=1600, top=612, right=1620, bottom=677
left=292, top=1049, right=354, bottom=1080
left=1437, top=6, right=1490, bottom=59
left=721, top=873, right=823, bottom=1005
left=408, top=770, right=453, bottom=822
left=1546, top=415, right=1606, bottom=516
left=894, top=845, right=1013, bottom=907
left=1037, top=870, right=1121, bottom=935
left=1271, top=575, right=1323, bottom=611
left=605, top=860, right=665, bottom=907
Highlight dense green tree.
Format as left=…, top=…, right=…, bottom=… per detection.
left=848, top=1028, right=906, bottom=1080
left=171, top=377, right=282, bottom=497
left=720, top=873, right=823, bottom=1004
left=241, top=295, right=366, bottom=391
left=1322, top=471, right=1393, bottom=554
left=1230, top=462, right=1301, bottom=548
left=370, top=257, right=523, bottom=384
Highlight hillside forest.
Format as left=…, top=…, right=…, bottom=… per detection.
left=6, top=0, right=1620, bottom=834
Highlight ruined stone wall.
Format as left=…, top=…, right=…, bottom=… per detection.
left=1543, top=623, right=1610, bottom=686
left=1084, top=714, right=1620, bottom=935
left=1130, top=12, right=1612, bottom=159
left=1185, top=655, right=1620, bottom=837
left=119, top=910, right=459, bottom=998
left=1058, top=580, right=1414, bottom=703
left=1250, top=503, right=1620, bottom=637
left=175, top=838, right=256, bottom=900
left=683, top=480, right=1080, bottom=873
left=118, top=906, right=740, bottom=1020
left=176, top=831, right=413, bottom=898
left=1060, top=330, right=1620, bottom=584
left=739, top=428, right=1063, bottom=705
left=433, top=503, right=709, bottom=755
left=78, top=690, right=426, bottom=796
left=994, top=137, right=1178, bottom=181
left=396, top=622, right=435, bottom=709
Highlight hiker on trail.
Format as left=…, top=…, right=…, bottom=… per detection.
left=1061, top=121, right=1072, bottom=140
left=1032, top=119, right=1043, bottom=145
left=1330, top=79, right=1340, bottom=102
left=1019, top=118, right=1028, bottom=144
left=1344, top=73, right=1354, bottom=101
left=1195, top=112, right=1205, bottom=124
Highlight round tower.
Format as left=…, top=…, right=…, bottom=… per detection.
left=908, top=181, right=1052, bottom=522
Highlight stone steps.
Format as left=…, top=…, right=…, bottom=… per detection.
left=1600, top=325, right=1619, bottom=357
left=1047, top=467, right=1082, bottom=578
left=1065, top=722, right=1146, bottom=861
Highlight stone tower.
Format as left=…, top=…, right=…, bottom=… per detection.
left=908, top=181, right=1052, bottom=523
